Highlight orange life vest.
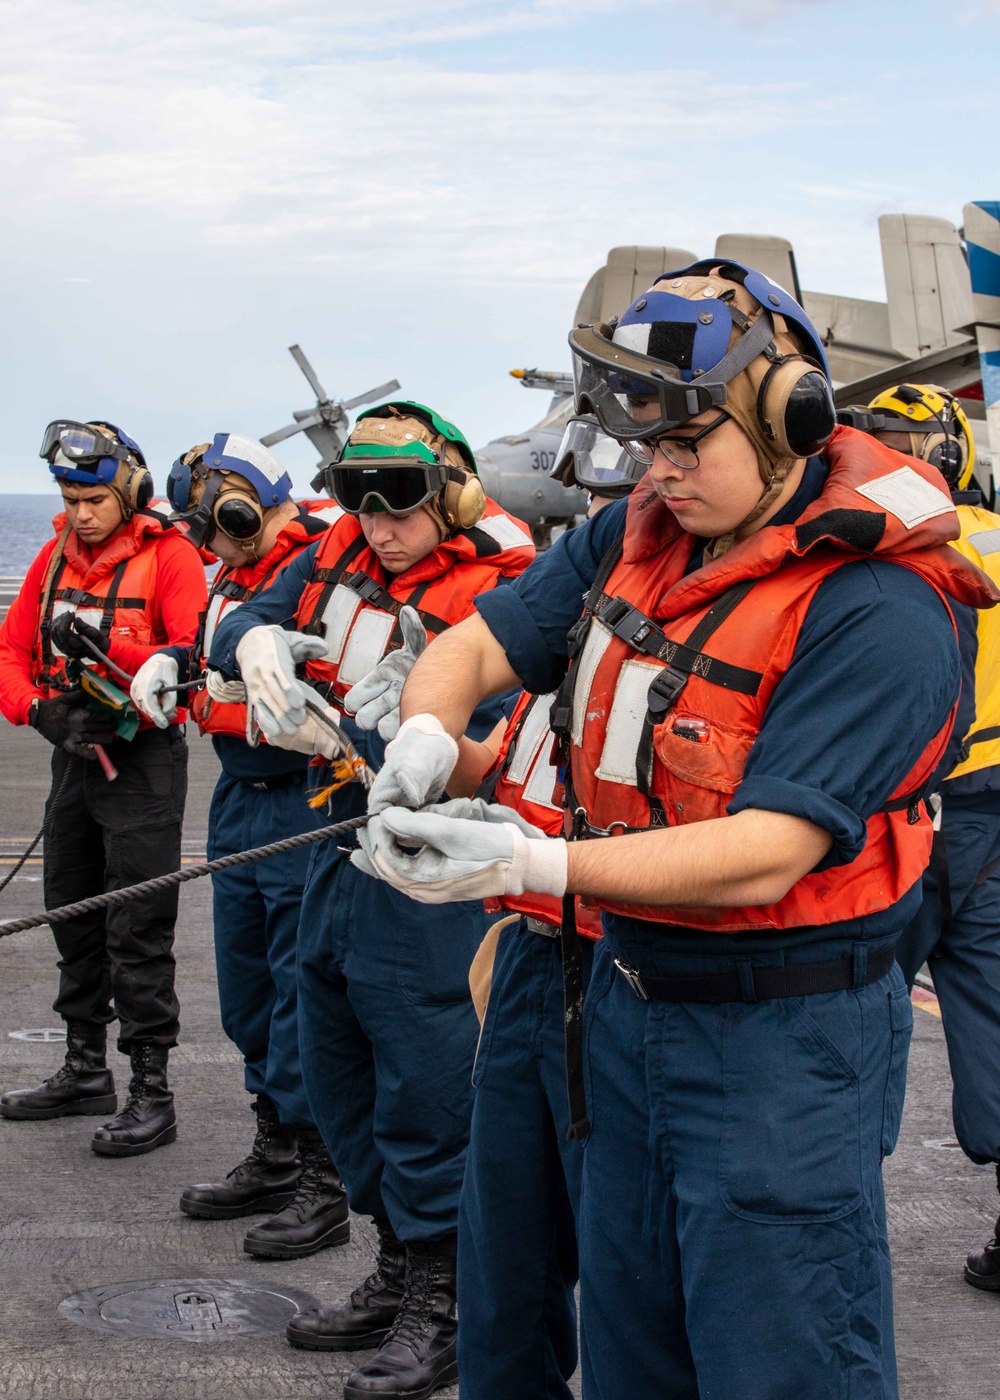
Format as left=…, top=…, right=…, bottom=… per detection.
left=295, top=500, right=535, bottom=703
left=190, top=502, right=339, bottom=740
left=34, top=511, right=174, bottom=698
left=487, top=690, right=603, bottom=938
left=557, top=426, right=999, bottom=933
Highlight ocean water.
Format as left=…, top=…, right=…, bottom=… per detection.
left=0, top=495, right=61, bottom=577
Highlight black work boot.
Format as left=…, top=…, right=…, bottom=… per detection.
left=91, top=1044, right=176, bottom=1156
left=965, top=1166, right=1000, bottom=1291
left=344, top=1235, right=458, bottom=1399
left=287, top=1218, right=406, bottom=1351
left=244, top=1127, right=350, bottom=1258
left=180, top=1093, right=300, bottom=1219
left=0, top=1020, right=116, bottom=1120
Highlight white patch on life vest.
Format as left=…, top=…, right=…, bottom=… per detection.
left=522, top=742, right=560, bottom=811
left=312, top=505, right=345, bottom=526
left=596, top=658, right=661, bottom=786
left=571, top=621, right=613, bottom=748
left=476, top=513, right=531, bottom=550
left=50, top=600, right=103, bottom=657
left=967, top=527, right=1000, bottom=557
left=202, top=592, right=236, bottom=658
left=506, top=693, right=556, bottom=786
left=339, top=609, right=396, bottom=687
left=855, top=467, right=953, bottom=529
left=320, top=585, right=362, bottom=664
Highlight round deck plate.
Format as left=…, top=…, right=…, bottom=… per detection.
left=59, top=1278, right=318, bottom=1342
left=8, top=1028, right=65, bottom=1042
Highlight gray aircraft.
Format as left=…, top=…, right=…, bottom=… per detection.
left=262, top=208, right=1000, bottom=537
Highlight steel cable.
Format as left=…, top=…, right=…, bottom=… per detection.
left=0, top=813, right=370, bottom=939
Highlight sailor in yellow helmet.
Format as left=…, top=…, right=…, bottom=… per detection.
left=841, top=383, right=1000, bottom=1291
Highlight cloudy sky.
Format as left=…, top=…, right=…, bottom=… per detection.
left=1, top=0, right=997, bottom=493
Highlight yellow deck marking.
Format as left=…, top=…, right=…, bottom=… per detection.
left=911, top=986, right=942, bottom=1019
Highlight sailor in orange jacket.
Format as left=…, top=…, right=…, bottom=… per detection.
left=355, top=267, right=999, bottom=1398
left=208, top=402, right=534, bottom=1400
left=129, top=434, right=353, bottom=1263
left=0, top=420, right=207, bottom=1158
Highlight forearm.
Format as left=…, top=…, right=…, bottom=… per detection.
left=401, top=614, right=520, bottom=740
left=565, top=808, right=833, bottom=909
left=446, top=719, right=506, bottom=798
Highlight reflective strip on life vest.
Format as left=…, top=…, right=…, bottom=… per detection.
left=506, top=690, right=560, bottom=811
left=571, top=621, right=613, bottom=747
left=966, top=527, right=1000, bottom=556
left=318, top=585, right=364, bottom=663
left=202, top=592, right=234, bottom=658
left=339, top=609, right=397, bottom=686
left=596, top=658, right=661, bottom=786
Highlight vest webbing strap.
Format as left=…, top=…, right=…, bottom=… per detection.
left=37, top=526, right=72, bottom=690
left=963, top=723, right=1000, bottom=749
left=55, top=585, right=145, bottom=613
left=302, top=536, right=368, bottom=635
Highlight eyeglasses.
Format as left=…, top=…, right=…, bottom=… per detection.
left=622, top=412, right=730, bottom=469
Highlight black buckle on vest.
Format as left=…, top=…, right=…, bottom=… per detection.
left=646, top=668, right=687, bottom=717
left=600, top=597, right=631, bottom=629
left=344, top=574, right=386, bottom=605
left=566, top=616, right=590, bottom=658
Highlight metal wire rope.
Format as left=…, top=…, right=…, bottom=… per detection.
left=0, top=813, right=370, bottom=939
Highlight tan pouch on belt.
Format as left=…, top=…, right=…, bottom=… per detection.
left=470, top=914, right=520, bottom=1026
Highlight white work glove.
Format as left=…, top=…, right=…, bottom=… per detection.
left=366, top=713, right=459, bottom=815
left=130, top=653, right=179, bottom=730
left=253, top=682, right=346, bottom=761
left=205, top=667, right=247, bottom=704
left=352, top=797, right=568, bottom=905
left=235, top=626, right=327, bottom=736
left=344, top=605, right=427, bottom=741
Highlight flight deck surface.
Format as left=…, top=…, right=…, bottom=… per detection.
left=0, top=721, right=993, bottom=1398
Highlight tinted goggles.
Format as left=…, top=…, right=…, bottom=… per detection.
left=325, top=459, right=449, bottom=516
left=552, top=417, right=645, bottom=497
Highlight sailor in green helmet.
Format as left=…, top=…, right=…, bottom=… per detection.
left=207, top=402, right=535, bottom=1400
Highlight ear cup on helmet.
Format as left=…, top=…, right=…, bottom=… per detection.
left=922, top=432, right=965, bottom=481
left=442, top=470, right=486, bottom=529
left=756, top=362, right=836, bottom=458
left=134, top=470, right=154, bottom=510
left=113, top=461, right=154, bottom=516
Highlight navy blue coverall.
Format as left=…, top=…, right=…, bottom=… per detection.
left=474, top=459, right=959, bottom=1400
left=210, top=548, right=502, bottom=1242
left=896, top=488, right=1000, bottom=1167
left=165, top=650, right=320, bottom=1127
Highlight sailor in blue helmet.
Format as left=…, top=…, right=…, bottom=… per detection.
left=350, top=263, right=997, bottom=1398
left=130, top=433, right=351, bottom=1260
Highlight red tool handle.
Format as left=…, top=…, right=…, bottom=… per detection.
left=92, top=744, right=118, bottom=782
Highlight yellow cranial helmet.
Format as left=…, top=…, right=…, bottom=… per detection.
left=866, top=384, right=975, bottom=490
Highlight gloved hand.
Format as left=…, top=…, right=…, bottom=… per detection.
left=29, top=691, right=117, bottom=756
left=344, top=606, right=426, bottom=741
left=366, top=713, right=459, bottom=815
left=50, top=612, right=110, bottom=660
left=235, top=626, right=327, bottom=736
left=352, top=797, right=568, bottom=904
left=205, top=667, right=247, bottom=704
left=254, top=682, right=346, bottom=761
left=130, top=654, right=179, bottom=729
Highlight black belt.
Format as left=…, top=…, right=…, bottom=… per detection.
left=242, top=770, right=307, bottom=792
left=613, top=942, right=897, bottom=1004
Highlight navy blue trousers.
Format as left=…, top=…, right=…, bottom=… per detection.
left=208, top=773, right=317, bottom=1127
left=297, top=838, right=485, bottom=1241
left=896, top=801, right=1000, bottom=1164
left=579, top=937, right=912, bottom=1400
left=458, top=919, right=594, bottom=1400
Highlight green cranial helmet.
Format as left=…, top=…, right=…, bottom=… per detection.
left=328, top=401, right=485, bottom=533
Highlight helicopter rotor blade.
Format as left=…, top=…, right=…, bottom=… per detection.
left=341, top=378, right=402, bottom=412
left=260, top=413, right=321, bottom=447
left=289, top=344, right=330, bottom=404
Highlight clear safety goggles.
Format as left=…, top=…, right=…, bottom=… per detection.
left=324, top=458, right=450, bottom=516
left=39, top=420, right=130, bottom=470
left=552, top=418, right=646, bottom=497
left=568, top=311, right=774, bottom=442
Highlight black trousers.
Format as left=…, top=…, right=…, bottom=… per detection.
left=43, top=726, right=187, bottom=1052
